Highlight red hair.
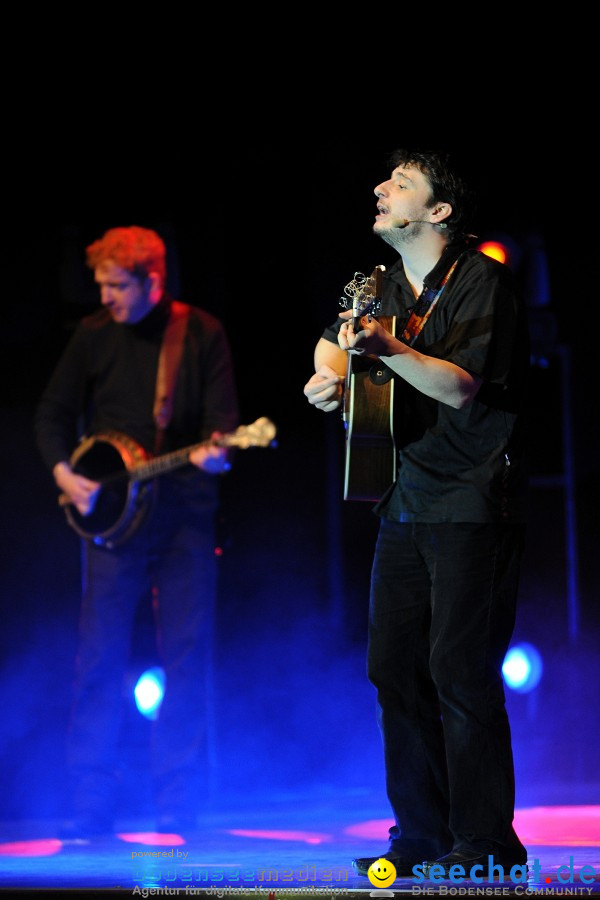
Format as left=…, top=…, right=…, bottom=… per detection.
left=86, top=226, right=166, bottom=285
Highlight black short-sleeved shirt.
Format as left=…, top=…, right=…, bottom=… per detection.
left=322, top=246, right=530, bottom=523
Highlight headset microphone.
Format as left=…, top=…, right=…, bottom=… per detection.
left=393, top=218, right=447, bottom=229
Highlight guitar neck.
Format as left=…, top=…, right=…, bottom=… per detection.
left=351, top=264, right=385, bottom=331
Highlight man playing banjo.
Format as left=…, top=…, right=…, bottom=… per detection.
left=35, top=225, right=239, bottom=838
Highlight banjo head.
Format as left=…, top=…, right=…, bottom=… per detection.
left=67, top=432, right=154, bottom=548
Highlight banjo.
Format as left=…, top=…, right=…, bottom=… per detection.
left=58, top=417, right=277, bottom=549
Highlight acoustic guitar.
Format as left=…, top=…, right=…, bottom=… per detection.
left=340, top=265, right=397, bottom=501
left=58, top=417, right=277, bottom=548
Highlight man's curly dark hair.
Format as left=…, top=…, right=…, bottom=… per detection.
left=388, top=148, right=477, bottom=241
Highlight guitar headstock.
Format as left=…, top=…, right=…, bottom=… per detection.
left=339, top=264, right=386, bottom=321
left=223, top=417, right=278, bottom=449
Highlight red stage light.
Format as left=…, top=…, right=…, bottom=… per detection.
left=0, top=839, right=62, bottom=857
left=228, top=828, right=331, bottom=845
left=478, top=240, right=510, bottom=265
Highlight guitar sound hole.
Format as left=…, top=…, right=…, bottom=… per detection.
left=369, top=364, right=393, bottom=385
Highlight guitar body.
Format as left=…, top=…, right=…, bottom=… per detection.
left=66, top=432, right=155, bottom=548
left=339, top=265, right=397, bottom=501
left=343, top=315, right=397, bottom=501
left=59, top=418, right=277, bottom=548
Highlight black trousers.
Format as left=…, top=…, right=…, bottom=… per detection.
left=66, top=482, right=217, bottom=823
left=368, top=519, right=527, bottom=858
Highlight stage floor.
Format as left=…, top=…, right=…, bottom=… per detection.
left=1, top=796, right=599, bottom=897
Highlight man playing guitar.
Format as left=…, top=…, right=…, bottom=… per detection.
left=303, top=149, right=530, bottom=881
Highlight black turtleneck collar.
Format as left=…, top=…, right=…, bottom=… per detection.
left=128, top=292, right=172, bottom=337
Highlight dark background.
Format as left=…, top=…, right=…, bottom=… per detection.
left=1, top=131, right=598, bottom=825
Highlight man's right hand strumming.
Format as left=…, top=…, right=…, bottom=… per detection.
left=53, top=462, right=100, bottom=516
left=303, top=364, right=345, bottom=413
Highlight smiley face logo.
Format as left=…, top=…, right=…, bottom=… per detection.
left=367, top=857, right=397, bottom=888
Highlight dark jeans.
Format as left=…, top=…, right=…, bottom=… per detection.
left=368, top=519, right=527, bottom=858
left=66, top=484, right=217, bottom=823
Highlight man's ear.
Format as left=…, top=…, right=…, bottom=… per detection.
left=431, top=203, right=452, bottom=225
left=146, top=271, right=163, bottom=304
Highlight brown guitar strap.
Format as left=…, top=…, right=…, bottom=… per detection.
left=153, top=300, right=190, bottom=452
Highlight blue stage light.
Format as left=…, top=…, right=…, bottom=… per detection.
left=502, top=643, right=543, bottom=693
left=134, top=666, right=166, bottom=719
